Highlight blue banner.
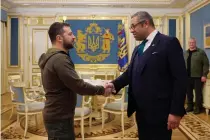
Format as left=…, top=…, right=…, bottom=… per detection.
left=117, top=24, right=128, bottom=72
left=66, top=20, right=122, bottom=64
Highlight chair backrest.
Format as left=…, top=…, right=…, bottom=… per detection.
left=35, top=73, right=42, bottom=87
left=80, top=72, right=95, bottom=79
left=10, top=82, right=26, bottom=104
left=106, top=70, right=116, bottom=80
left=8, top=75, right=21, bottom=83
left=8, top=75, right=21, bottom=89
left=94, top=71, right=106, bottom=80
left=116, top=86, right=128, bottom=102
left=111, top=87, right=128, bottom=111
left=124, top=86, right=129, bottom=103
left=76, top=94, right=83, bottom=107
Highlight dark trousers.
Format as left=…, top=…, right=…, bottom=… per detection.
left=44, top=118, right=75, bottom=140
left=186, top=77, right=203, bottom=108
left=136, top=112, right=172, bottom=140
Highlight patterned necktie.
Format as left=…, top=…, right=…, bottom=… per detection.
left=138, top=39, right=148, bottom=55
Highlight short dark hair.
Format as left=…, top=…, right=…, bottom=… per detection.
left=48, top=22, right=70, bottom=43
left=132, top=11, right=155, bottom=27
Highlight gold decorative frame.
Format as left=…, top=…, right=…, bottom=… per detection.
left=24, top=17, right=55, bottom=26
left=75, top=64, right=119, bottom=74
left=75, top=64, right=117, bottom=69
left=204, top=24, right=210, bottom=49
left=166, top=16, right=180, bottom=38
left=32, top=28, right=49, bottom=65
left=63, top=15, right=130, bottom=61
left=32, top=75, right=41, bottom=86
left=184, top=0, right=210, bottom=50
left=63, top=15, right=129, bottom=74
left=188, top=0, right=210, bottom=14
left=24, top=17, right=54, bottom=88
left=32, top=68, right=41, bottom=73
left=7, top=16, right=21, bottom=68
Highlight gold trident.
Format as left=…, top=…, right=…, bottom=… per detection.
left=88, top=35, right=99, bottom=52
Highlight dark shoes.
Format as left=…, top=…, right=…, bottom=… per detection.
left=186, top=106, right=193, bottom=112
left=193, top=107, right=201, bottom=114
left=186, top=106, right=201, bottom=114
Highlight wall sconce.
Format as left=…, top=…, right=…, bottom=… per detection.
left=63, top=16, right=67, bottom=23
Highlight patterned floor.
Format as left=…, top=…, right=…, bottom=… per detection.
left=2, top=92, right=209, bottom=140
left=179, top=113, right=210, bottom=140
left=1, top=104, right=12, bottom=114
left=1, top=112, right=189, bottom=140
left=1, top=113, right=136, bottom=139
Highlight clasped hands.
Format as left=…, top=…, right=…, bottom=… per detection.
left=103, top=83, right=115, bottom=97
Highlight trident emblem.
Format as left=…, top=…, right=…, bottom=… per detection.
left=87, top=35, right=99, bottom=52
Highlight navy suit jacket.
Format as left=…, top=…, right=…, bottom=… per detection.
left=112, top=32, right=188, bottom=124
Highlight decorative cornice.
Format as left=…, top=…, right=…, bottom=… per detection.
left=1, top=6, right=8, bottom=11
left=5, top=0, right=191, bottom=8
left=8, top=7, right=184, bottom=17
left=1, top=0, right=12, bottom=10
left=188, top=0, right=210, bottom=13
left=184, top=0, right=210, bottom=13
left=9, top=0, right=173, bottom=3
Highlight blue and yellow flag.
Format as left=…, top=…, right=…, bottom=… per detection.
left=117, top=24, right=128, bottom=72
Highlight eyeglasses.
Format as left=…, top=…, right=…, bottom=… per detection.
left=129, top=20, right=146, bottom=30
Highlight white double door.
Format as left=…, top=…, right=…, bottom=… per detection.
left=24, top=26, right=51, bottom=87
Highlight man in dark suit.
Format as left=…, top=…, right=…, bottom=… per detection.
left=107, top=11, right=188, bottom=140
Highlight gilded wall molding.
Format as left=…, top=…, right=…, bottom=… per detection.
left=179, top=15, right=184, bottom=48
left=183, top=0, right=210, bottom=51
left=75, top=64, right=120, bottom=77
left=1, top=0, right=11, bottom=10
left=7, top=16, right=21, bottom=68
left=32, top=28, right=49, bottom=65
left=4, top=0, right=192, bottom=8
left=24, top=17, right=55, bottom=26
left=185, top=12, right=190, bottom=50
left=32, top=68, right=41, bottom=73
left=187, top=0, right=210, bottom=14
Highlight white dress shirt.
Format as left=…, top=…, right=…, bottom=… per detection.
left=143, top=30, right=158, bottom=52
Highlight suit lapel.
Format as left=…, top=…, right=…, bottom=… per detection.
left=129, top=46, right=138, bottom=78
left=138, top=32, right=161, bottom=75
left=131, top=47, right=139, bottom=63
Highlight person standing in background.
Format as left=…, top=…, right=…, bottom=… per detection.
left=184, top=38, right=209, bottom=114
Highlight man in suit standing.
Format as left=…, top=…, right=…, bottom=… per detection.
left=107, top=11, right=188, bottom=140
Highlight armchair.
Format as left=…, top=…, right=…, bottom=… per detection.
left=101, top=86, right=133, bottom=137
left=10, top=82, right=44, bottom=137
left=74, top=94, right=92, bottom=140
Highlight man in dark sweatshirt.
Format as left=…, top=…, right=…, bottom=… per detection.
left=38, top=22, right=113, bottom=140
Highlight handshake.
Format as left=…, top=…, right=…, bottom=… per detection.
left=103, top=83, right=116, bottom=97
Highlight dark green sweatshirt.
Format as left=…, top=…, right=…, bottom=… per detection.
left=38, top=48, right=104, bottom=122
